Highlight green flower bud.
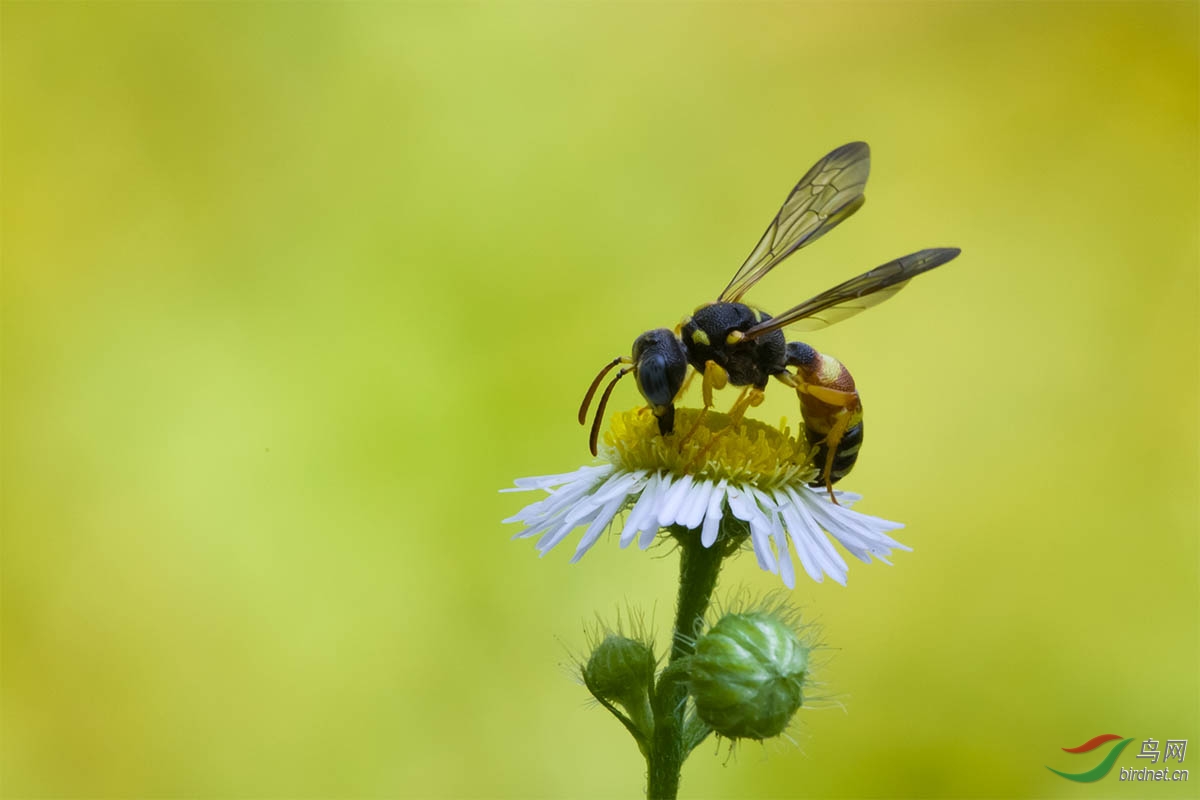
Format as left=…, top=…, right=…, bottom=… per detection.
left=583, top=634, right=656, bottom=710
left=688, top=611, right=809, bottom=740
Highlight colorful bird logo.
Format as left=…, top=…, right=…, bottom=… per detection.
left=1047, top=734, right=1134, bottom=782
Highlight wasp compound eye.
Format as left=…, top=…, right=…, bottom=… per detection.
left=635, top=353, right=674, bottom=407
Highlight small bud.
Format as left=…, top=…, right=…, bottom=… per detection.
left=688, top=611, right=809, bottom=740
left=583, top=634, right=656, bottom=711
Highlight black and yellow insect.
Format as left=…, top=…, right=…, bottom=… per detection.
left=578, top=142, right=961, bottom=498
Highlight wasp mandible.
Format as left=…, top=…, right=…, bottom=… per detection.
left=578, top=142, right=961, bottom=498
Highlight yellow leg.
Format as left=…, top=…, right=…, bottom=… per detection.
left=701, top=360, right=728, bottom=409
left=676, top=362, right=726, bottom=447
left=818, top=408, right=855, bottom=504
left=677, top=405, right=709, bottom=446
left=775, top=370, right=859, bottom=503
left=684, top=386, right=766, bottom=470
left=725, top=386, right=765, bottom=428
left=774, top=370, right=857, bottom=407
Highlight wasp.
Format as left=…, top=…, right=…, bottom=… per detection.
left=578, top=142, right=960, bottom=498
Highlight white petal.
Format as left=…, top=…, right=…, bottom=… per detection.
left=504, top=465, right=613, bottom=492
left=781, top=487, right=848, bottom=585
left=621, top=472, right=661, bottom=548
left=750, top=488, right=784, bottom=576
left=793, top=496, right=849, bottom=583
left=729, top=488, right=777, bottom=573
left=657, top=474, right=694, bottom=528
left=509, top=489, right=578, bottom=539
left=800, top=496, right=874, bottom=562
left=848, top=508, right=908, bottom=538
left=775, top=488, right=824, bottom=583
left=803, top=491, right=908, bottom=563
left=533, top=473, right=631, bottom=553
left=831, top=506, right=908, bottom=554
left=536, top=516, right=584, bottom=553
left=831, top=488, right=861, bottom=507
left=560, top=482, right=615, bottom=529
left=590, top=469, right=643, bottom=508
left=638, top=514, right=661, bottom=550
left=769, top=501, right=796, bottom=589
left=700, top=480, right=727, bottom=547
left=679, top=479, right=713, bottom=531
left=571, top=492, right=627, bottom=563
left=506, top=468, right=608, bottom=527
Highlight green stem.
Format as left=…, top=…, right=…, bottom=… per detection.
left=646, top=527, right=727, bottom=800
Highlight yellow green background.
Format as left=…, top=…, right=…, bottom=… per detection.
left=3, top=3, right=1197, bottom=798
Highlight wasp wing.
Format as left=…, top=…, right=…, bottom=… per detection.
left=742, top=247, right=962, bottom=336
left=718, top=141, right=870, bottom=303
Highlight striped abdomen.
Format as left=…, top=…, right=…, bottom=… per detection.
left=805, top=420, right=863, bottom=487
left=785, top=341, right=864, bottom=487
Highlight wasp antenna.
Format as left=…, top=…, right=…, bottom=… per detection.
left=579, top=357, right=624, bottom=425
left=589, top=367, right=631, bottom=456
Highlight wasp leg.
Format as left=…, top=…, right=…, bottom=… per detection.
left=773, top=370, right=860, bottom=504
left=701, top=360, right=728, bottom=409
left=677, top=409, right=708, bottom=448
left=816, top=408, right=856, bottom=504
left=773, top=370, right=857, bottom=407
left=677, top=365, right=697, bottom=398
left=676, top=369, right=711, bottom=443
left=683, top=386, right=767, bottom=471
left=678, top=361, right=729, bottom=446
left=725, top=385, right=765, bottom=428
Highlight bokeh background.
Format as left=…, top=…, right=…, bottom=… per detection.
left=3, top=2, right=1197, bottom=798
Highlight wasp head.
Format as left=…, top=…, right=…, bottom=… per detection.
left=578, top=329, right=689, bottom=456
left=632, top=328, right=688, bottom=434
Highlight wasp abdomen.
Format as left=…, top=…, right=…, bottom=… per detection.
left=787, top=342, right=864, bottom=487
left=806, top=420, right=863, bottom=487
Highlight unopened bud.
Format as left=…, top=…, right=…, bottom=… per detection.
left=688, top=611, right=809, bottom=740
left=583, top=635, right=656, bottom=717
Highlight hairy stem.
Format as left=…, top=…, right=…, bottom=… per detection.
left=646, top=527, right=727, bottom=799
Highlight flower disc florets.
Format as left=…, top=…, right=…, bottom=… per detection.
left=604, top=408, right=817, bottom=490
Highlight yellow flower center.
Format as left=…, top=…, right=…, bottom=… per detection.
left=602, top=407, right=818, bottom=489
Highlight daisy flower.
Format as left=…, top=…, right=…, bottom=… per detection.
left=503, top=407, right=909, bottom=588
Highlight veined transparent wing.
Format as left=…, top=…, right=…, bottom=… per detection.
left=742, top=248, right=962, bottom=337
left=718, top=141, right=870, bottom=303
